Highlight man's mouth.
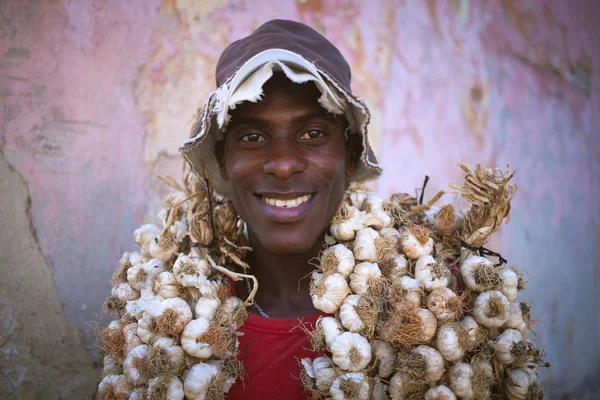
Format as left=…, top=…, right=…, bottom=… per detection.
left=259, top=194, right=313, bottom=208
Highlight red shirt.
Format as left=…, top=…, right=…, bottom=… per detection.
left=227, top=311, right=325, bottom=400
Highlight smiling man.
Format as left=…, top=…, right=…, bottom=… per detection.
left=180, top=19, right=382, bottom=399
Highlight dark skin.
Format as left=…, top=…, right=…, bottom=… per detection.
left=215, top=73, right=361, bottom=318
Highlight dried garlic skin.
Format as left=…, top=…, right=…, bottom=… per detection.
left=330, top=332, right=372, bottom=371
left=184, top=362, right=220, bottom=400
left=415, top=255, right=449, bottom=292
left=473, top=290, right=510, bottom=328
left=449, top=362, right=475, bottom=400
left=436, top=324, right=466, bottom=362
left=329, top=372, right=369, bottom=400
left=424, top=384, right=457, bottom=400
left=311, top=272, right=350, bottom=313
left=181, top=317, right=212, bottom=359
left=489, top=329, right=522, bottom=364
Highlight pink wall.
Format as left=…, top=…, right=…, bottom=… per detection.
left=1, top=0, right=598, bottom=397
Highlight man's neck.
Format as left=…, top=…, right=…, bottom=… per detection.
left=235, top=231, right=323, bottom=318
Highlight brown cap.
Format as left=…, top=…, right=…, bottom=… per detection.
left=180, top=19, right=381, bottom=199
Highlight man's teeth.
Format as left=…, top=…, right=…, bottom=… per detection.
left=262, top=195, right=312, bottom=208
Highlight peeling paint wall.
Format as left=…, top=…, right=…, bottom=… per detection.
left=0, top=0, right=598, bottom=398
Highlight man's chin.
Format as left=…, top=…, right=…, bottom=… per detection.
left=255, top=234, right=322, bottom=256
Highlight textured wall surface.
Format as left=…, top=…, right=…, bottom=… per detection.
left=0, top=0, right=598, bottom=398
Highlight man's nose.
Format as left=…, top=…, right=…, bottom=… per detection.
left=262, top=139, right=307, bottom=180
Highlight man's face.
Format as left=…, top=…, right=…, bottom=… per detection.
left=216, top=74, right=352, bottom=255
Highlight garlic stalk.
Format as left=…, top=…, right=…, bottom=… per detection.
left=148, top=376, right=185, bottom=400
left=329, top=372, right=369, bottom=400
left=349, top=262, right=386, bottom=296
left=184, top=362, right=220, bottom=400
left=371, top=339, right=395, bottom=378
left=400, top=223, right=433, bottom=260
left=319, top=243, right=356, bottom=278
left=473, top=290, right=510, bottom=328
left=436, top=323, right=467, bottom=362
left=96, top=375, right=133, bottom=400
left=353, top=228, right=380, bottom=262
left=489, top=329, right=523, bottom=364
left=426, top=287, right=461, bottom=321
left=425, top=385, right=457, bottom=400
left=330, top=204, right=365, bottom=241
left=311, top=272, right=350, bottom=313
left=459, top=255, right=499, bottom=292
left=415, top=255, right=449, bottom=292
left=330, top=332, right=372, bottom=371
left=123, top=344, right=151, bottom=385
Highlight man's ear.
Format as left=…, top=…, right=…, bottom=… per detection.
left=214, top=140, right=229, bottom=181
left=345, top=132, right=362, bottom=178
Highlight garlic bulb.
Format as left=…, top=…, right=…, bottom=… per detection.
left=329, top=372, right=369, bottom=400
left=413, top=345, right=445, bottom=381
left=173, top=253, right=211, bottom=288
left=184, top=362, right=220, bottom=400
left=389, top=276, right=423, bottom=309
left=380, top=227, right=402, bottom=251
left=320, top=244, right=356, bottom=278
left=432, top=204, right=464, bottom=232
left=129, top=387, right=147, bottom=400
left=123, top=344, right=151, bottom=385
left=151, top=271, right=181, bottom=300
left=379, top=307, right=437, bottom=346
left=96, top=375, right=133, bottom=400
left=436, top=323, right=466, bottom=362
left=400, top=223, right=433, bottom=260
left=415, top=255, right=449, bottom=292
left=498, top=267, right=519, bottom=303
left=181, top=318, right=213, bottom=359
left=473, top=290, right=510, bottom=328
left=311, top=272, right=350, bottom=313
left=505, top=368, right=540, bottom=400
left=503, top=302, right=529, bottom=337
left=133, top=224, right=161, bottom=255
left=148, top=376, right=184, bottom=400
left=137, top=315, right=165, bottom=344
left=380, top=254, right=408, bottom=281
left=195, top=296, right=221, bottom=321
left=389, top=371, right=421, bottom=400
left=125, top=292, right=162, bottom=320
left=110, top=282, right=139, bottom=303
left=372, top=339, right=395, bottom=378
left=330, top=332, right=372, bottom=371
left=122, top=323, right=143, bottom=357
left=315, top=316, right=344, bottom=350
left=449, top=362, right=474, bottom=400
left=363, top=193, right=393, bottom=229
left=339, top=295, right=364, bottom=333
left=348, top=189, right=370, bottom=210
left=425, top=385, right=457, bottom=400
left=427, top=287, right=460, bottom=321
left=312, top=356, right=337, bottom=392
left=330, top=204, right=365, bottom=241
left=460, top=316, right=483, bottom=350
left=102, top=355, right=122, bottom=377
left=149, top=232, right=179, bottom=262
left=349, top=262, right=385, bottom=295
left=217, top=296, right=247, bottom=328
left=127, top=258, right=165, bottom=291
left=489, top=329, right=522, bottom=364
left=371, top=379, right=389, bottom=400
left=151, top=297, right=193, bottom=336
left=460, top=256, right=499, bottom=292
left=168, top=214, right=189, bottom=243
left=151, top=337, right=185, bottom=375
left=353, top=228, right=380, bottom=262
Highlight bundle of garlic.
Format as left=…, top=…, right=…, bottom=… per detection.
left=97, top=173, right=250, bottom=400
left=301, top=165, right=548, bottom=400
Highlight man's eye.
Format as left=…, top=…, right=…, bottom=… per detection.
left=241, top=133, right=264, bottom=142
left=300, top=129, right=325, bottom=140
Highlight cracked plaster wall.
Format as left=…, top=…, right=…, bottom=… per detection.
left=0, top=0, right=599, bottom=398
